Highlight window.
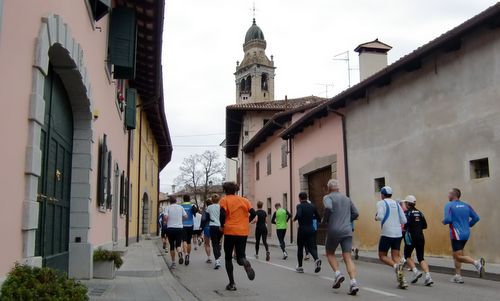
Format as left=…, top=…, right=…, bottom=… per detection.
left=267, top=153, right=272, bottom=175
left=267, top=198, right=272, bottom=215
left=282, top=193, right=288, bottom=212
left=470, top=158, right=489, bottom=179
left=256, top=161, right=260, bottom=180
left=281, top=142, right=288, bottom=168
left=261, top=73, right=269, bottom=91
left=374, top=177, right=386, bottom=193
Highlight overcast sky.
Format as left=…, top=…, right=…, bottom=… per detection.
left=159, top=0, right=497, bottom=193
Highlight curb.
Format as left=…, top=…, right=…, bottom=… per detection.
left=247, top=240, right=500, bottom=282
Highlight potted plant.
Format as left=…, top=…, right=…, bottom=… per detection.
left=0, top=264, right=88, bottom=300
left=93, top=248, right=124, bottom=279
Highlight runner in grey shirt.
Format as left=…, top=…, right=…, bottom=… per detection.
left=322, top=179, right=360, bottom=295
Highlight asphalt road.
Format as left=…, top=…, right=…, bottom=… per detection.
left=168, top=243, right=498, bottom=301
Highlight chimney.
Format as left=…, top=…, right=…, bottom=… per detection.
left=354, top=39, right=392, bottom=81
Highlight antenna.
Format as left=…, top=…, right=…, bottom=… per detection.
left=253, top=1, right=256, bottom=18
left=316, top=83, right=334, bottom=98
left=333, top=51, right=357, bottom=88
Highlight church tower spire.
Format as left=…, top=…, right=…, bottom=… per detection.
left=235, top=18, right=275, bottom=104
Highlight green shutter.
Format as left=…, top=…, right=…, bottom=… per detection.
left=108, top=6, right=137, bottom=79
left=120, top=171, right=125, bottom=215
left=125, top=88, right=137, bottom=130
left=106, top=151, right=113, bottom=209
left=97, top=135, right=108, bottom=207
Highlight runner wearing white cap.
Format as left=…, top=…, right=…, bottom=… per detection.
left=375, top=186, right=409, bottom=289
left=403, top=195, right=433, bottom=286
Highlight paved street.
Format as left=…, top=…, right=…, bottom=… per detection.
left=168, top=243, right=499, bottom=301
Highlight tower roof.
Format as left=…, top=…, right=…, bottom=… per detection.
left=245, top=18, right=265, bottom=43
left=354, top=39, right=392, bottom=53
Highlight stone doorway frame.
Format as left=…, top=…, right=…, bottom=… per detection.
left=23, top=14, right=94, bottom=279
left=298, top=154, right=338, bottom=196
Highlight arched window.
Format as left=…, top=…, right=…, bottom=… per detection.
left=245, top=76, right=252, bottom=92
left=261, top=73, right=269, bottom=91
left=240, top=79, right=246, bottom=94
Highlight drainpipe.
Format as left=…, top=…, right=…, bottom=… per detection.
left=156, top=172, right=160, bottom=236
left=125, top=130, right=131, bottom=247
left=329, top=108, right=350, bottom=197
left=288, top=138, right=294, bottom=244
left=136, top=109, right=143, bottom=242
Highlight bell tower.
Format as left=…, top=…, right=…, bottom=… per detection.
left=235, top=18, right=275, bottom=104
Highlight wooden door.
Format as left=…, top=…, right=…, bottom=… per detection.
left=307, top=167, right=331, bottom=245
left=36, top=66, right=73, bottom=272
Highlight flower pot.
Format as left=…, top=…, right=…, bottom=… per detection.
left=93, top=260, right=116, bottom=279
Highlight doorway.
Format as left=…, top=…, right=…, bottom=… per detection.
left=142, top=193, right=150, bottom=235
left=307, top=167, right=331, bottom=245
left=35, top=66, right=73, bottom=272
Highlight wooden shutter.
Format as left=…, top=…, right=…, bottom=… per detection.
left=125, top=176, right=129, bottom=214
left=125, top=88, right=137, bottom=130
left=106, top=151, right=113, bottom=209
left=97, top=135, right=108, bottom=207
left=267, top=153, right=272, bottom=175
left=281, top=142, right=288, bottom=168
left=120, top=171, right=125, bottom=215
left=256, top=161, right=260, bottom=180
left=108, top=6, right=137, bottom=79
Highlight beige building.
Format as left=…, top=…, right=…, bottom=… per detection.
left=283, top=4, right=500, bottom=262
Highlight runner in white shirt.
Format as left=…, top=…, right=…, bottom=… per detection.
left=375, top=186, right=408, bottom=289
left=193, top=212, right=202, bottom=250
left=206, top=194, right=223, bottom=269
left=165, top=197, right=187, bottom=269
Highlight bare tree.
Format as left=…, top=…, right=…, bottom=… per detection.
left=174, top=151, right=225, bottom=205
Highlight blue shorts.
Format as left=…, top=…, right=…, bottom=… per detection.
left=203, top=226, right=211, bottom=238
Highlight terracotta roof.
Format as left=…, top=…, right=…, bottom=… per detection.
left=225, top=96, right=326, bottom=158
left=281, top=3, right=500, bottom=139
left=118, top=0, right=172, bottom=169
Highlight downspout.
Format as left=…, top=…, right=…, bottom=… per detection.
left=330, top=109, right=350, bottom=197
left=240, top=133, right=244, bottom=196
left=125, top=130, right=131, bottom=247
left=156, top=171, right=160, bottom=236
left=288, top=137, right=294, bottom=244
left=136, top=109, right=143, bottom=242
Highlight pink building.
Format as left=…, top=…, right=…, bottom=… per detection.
left=0, top=0, right=171, bottom=280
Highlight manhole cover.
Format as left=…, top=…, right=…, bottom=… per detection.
left=88, top=285, right=110, bottom=296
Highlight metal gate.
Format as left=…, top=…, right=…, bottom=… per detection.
left=307, top=167, right=331, bottom=245
left=36, top=66, right=73, bottom=272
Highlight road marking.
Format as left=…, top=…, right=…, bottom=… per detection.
left=250, top=258, right=401, bottom=298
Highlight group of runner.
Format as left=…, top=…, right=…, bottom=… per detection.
left=159, top=180, right=485, bottom=295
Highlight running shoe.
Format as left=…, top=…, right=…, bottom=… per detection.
left=283, top=251, right=288, bottom=260
left=314, top=259, right=322, bottom=273
left=243, top=260, right=255, bottom=281
left=198, top=238, right=203, bottom=247
left=215, top=259, right=221, bottom=270
left=396, top=264, right=408, bottom=289
left=185, top=254, right=190, bottom=266
left=178, top=252, right=184, bottom=265
left=206, top=258, right=212, bottom=264
left=295, top=266, right=304, bottom=273
left=479, top=258, right=486, bottom=278
left=451, top=274, right=464, bottom=284
left=226, top=283, right=237, bottom=291
left=332, top=273, right=345, bottom=289
left=398, top=277, right=409, bottom=289
left=411, top=271, right=423, bottom=284
left=169, top=263, right=176, bottom=270
left=354, top=248, right=359, bottom=260
left=348, top=283, right=359, bottom=296
left=304, top=254, right=310, bottom=261
left=266, top=251, right=271, bottom=262
left=424, top=277, right=434, bottom=286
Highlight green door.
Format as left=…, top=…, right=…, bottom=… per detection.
left=35, top=66, right=73, bottom=272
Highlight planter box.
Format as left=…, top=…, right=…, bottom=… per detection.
left=93, top=261, right=116, bottom=279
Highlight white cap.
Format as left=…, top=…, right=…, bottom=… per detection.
left=405, top=195, right=416, bottom=204
left=380, top=186, right=393, bottom=195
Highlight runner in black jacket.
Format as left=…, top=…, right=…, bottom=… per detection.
left=403, top=195, right=433, bottom=286
left=294, top=192, right=322, bottom=274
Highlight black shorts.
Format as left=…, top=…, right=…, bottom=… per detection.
left=404, top=239, right=425, bottom=262
left=161, top=226, right=169, bottom=238
left=378, top=236, right=403, bottom=253
left=167, top=228, right=183, bottom=251
left=193, top=229, right=203, bottom=236
left=183, top=226, right=194, bottom=244
left=451, top=239, right=467, bottom=252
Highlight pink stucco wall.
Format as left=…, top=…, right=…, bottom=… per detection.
left=0, top=0, right=128, bottom=276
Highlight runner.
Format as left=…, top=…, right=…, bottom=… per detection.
left=207, top=194, right=223, bottom=269
left=193, top=211, right=202, bottom=251
left=323, top=180, right=360, bottom=295
left=403, top=195, right=433, bottom=286
left=181, top=195, right=199, bottom=266
left=294, top=192, right=322, bottom=274
left=202, top=199, right=213, bottom=264
left=159, top=209, right=168, bottom=253
left=271, top=203, right=292, bottom=260
left=219, top=182, right=256, bottom=291
left=304, top=198, right=317, bottom=261
left=442, top=188, right=484, bottom=283
left=375, top=186, right=409, bottom=289
left=251, top=201, right=270, bottom=261
left=164, top=196, right=187, bottom=269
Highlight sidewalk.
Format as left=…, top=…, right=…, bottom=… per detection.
left=248, top=237, right=500, bottom=282
left=82, top=239, right=197, bottom=301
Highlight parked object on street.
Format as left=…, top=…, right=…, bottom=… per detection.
left=442, top=188, right=485, bottom=283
